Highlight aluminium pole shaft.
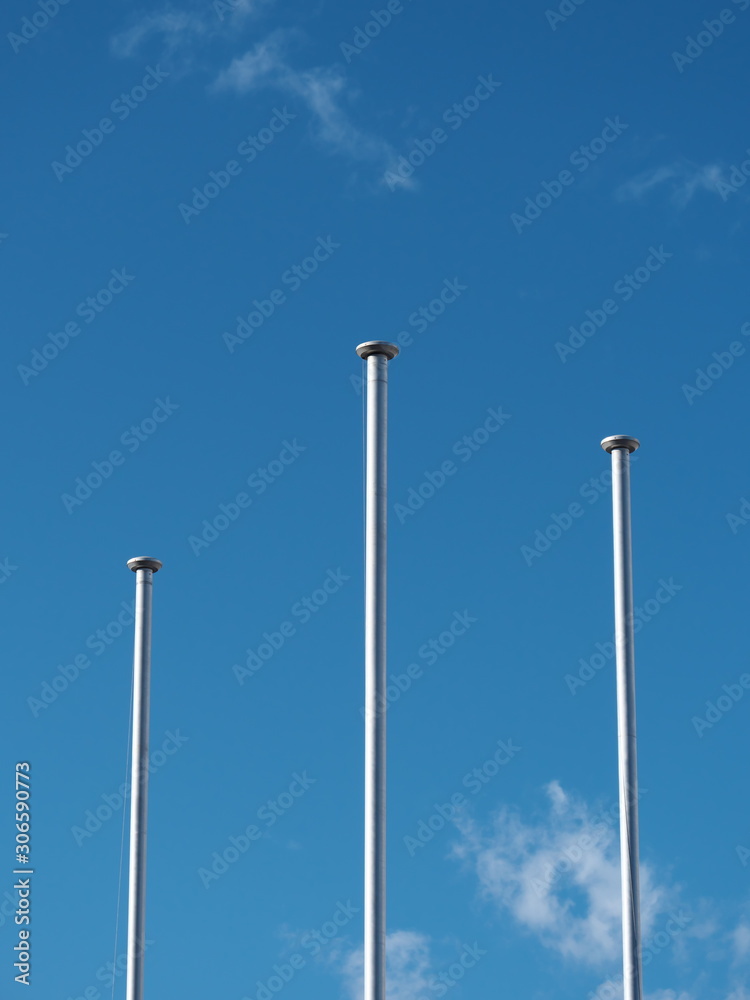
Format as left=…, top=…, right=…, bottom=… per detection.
left=125, top=556, right=162, bottom=1000
left=356, top=341, right=399, bottom=1000
left=601, top=436, right=643, bottom=1000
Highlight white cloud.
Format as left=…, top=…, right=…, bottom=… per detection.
left=112, top=9, right=405, bottom=185
left=211, top=32, right=285, bottom=89
left=616, top=165, right=678, bottom=199
left=591, top=988, right=692, bottom=1000
left=453, top=781, right=673, bottom=966
left=213, top=35, right=409, bottom=184
left=726, top=988, right=750, bottom=1000
left=111, top=1, right=265, bottom=64
left=615, top=161, right=725, bottom=207
left=112, top=8, right=206, bottom=59
left=732, top=922, right=750, bottom=963
left=337, top=930, right=436, bottom=1000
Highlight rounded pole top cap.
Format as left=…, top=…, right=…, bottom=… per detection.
left=127, top=557, right=163, bottom=573
left=356, top=341, right=399, bottom=360
left=601, top=435, right=640, bottom=454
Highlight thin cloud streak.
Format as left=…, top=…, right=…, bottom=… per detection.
left=112, top=9, right=208, bottom=59
left=111, top=0, right=266, bottom=65
left=616, top=161, right=725, bottom=207
left=212, top=36, right=411, bottom=186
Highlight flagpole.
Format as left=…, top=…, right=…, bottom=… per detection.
left=125, top=557, right=162, bottom=1000
left=601, top=436, right=643, bottom=1000
left=357, top=341, right=399, bottom=1000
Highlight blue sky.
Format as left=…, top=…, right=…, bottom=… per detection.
left=2, top=0, right=750, bottom=997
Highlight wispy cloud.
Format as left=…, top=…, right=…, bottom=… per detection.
left=335, top=930, right=437, bottom=1000
left=211, top=32, right=284, bottom=88
left=616, top=161, right=725, bottom=207
left=111, top=1, right=266, bottom=68
left=212, top=35, right=410, bottom=185
left=732, top=921, right=750, bottom=963
left=324, top=786, right=750, bottom=1000
left=451, top=783, right=750, bottom=999
left=453, top=781, right=673, bottom=966
left=647, top=991, right=692, bottom=1000
left=112, top=8, right=404, bottom=186
left=112, top=8, right=207, bottom=59
left=726, top=988, right=750, bottom=1000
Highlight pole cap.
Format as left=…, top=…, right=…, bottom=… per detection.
left=127, top=557, right=163, bottom=573
left=601, top=435, right=640, bottom=454
left=356, top=341, right=399, bottom=360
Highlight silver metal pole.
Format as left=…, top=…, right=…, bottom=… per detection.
left=601, top=436, right=643, bottom=1000
left=125, top=556, right=162, bottom=1000
left=356, top=341, right=399, bottom=1000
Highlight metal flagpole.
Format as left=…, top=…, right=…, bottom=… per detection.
left=125, top=556, right=162, bottom=1000
left=601, top=436, right=643, bottom=1000
left=356, top=341, right=399, bottom=1000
